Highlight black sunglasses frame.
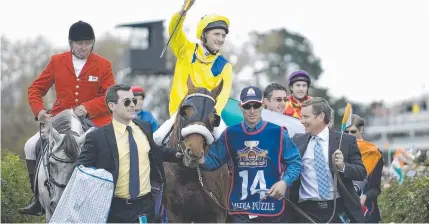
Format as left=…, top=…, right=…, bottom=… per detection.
left=242, top=103, right=263, bottom=110
left=123, top=98, right=138, bottom=107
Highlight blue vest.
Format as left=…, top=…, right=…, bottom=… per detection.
left=225, top=121, right=285, bottom=216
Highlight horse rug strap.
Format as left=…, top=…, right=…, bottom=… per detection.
left=50, top=165, right=114, bottom=223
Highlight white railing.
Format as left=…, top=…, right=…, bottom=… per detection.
left=367, top=111, right=429, bottom=126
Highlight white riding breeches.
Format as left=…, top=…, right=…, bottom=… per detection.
left=153, top=112, right=227, bottom=146
left=24, top=132, right=41, bottom=160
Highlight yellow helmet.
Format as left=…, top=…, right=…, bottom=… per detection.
left=196, top=14, right=230, bottom=40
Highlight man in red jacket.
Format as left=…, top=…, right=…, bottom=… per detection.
left=19, top=20, right=115, bottom=215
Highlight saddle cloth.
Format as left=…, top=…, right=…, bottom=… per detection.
left=50, top=165, right=114, bottom=223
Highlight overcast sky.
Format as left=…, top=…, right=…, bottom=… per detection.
left=1, top=0, right=428, bottom=104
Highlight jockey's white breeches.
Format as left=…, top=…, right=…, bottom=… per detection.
left=153, top=112, right=227, bottom=146
left=24, top=131, right=41, bottom=160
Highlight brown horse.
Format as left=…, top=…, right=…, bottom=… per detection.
left=163, top=76, right=230, bottom=223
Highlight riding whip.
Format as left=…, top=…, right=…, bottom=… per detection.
left=160, top=0, right=194, bottom=58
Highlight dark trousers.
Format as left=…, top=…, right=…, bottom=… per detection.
left=230, top=214, right=284, bottom=223
left=107, top=193, right=154, bottom=223
left=296, top=198, right=349, bottom=223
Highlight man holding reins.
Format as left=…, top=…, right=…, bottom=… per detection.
left=19, top=20, right=115, bottom=215
left=198, top=86, right=302, bottom=223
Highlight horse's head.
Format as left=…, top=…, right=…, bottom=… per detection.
left=44, top=109, right=94, bottom=212
left=173, top=76, right=224, bottom=168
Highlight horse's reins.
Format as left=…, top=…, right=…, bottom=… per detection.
left=194, top=134, right=360, bottom=223
left=169, top=95, right=360, bottom=220
left=165, top=93, right=251, bottom=213
left=41, top=128, right=79, bottom=198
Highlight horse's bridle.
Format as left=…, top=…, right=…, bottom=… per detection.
left=41, top=130, right=79, bottom=198
left=164, top=93, right=220, bottom=156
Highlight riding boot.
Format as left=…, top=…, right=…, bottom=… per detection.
left=18, top=160, right=43, bottom=216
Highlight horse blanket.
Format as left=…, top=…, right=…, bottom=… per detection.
left=50, top=165, right=114, bottom=223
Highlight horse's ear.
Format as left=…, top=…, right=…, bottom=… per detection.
left=186, top=75, right=195, bottom=89
left=211, top=79, right=224, bottom=99
left=49, top=126, right=63, bottom=145
left=76, top=127, right=96, bottom=146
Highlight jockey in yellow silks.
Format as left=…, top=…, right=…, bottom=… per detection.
left=153, top=0, right=233, bottom=146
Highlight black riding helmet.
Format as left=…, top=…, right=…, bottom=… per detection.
left=69, top=21, right=95, bottom=41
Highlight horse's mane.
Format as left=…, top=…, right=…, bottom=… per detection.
left=48, top=109, right=81, bottom=158
left=49, top=109, right=76, bottom=134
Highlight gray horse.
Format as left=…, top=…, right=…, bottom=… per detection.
left=36, top=109, right=94, bottom=222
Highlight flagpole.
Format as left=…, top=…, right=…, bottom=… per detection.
left=338, top=103, right=352, bottom=150
left=160, top=0, right=194, bottom=58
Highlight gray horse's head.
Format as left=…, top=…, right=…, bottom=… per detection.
left=44, top=109, right=94, bottom=212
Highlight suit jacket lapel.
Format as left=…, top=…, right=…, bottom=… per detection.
left=298, top=134, right=312, bottom=157
left=328, top=129, right=340, bottom=171
left=105, top=123, right=119, bottom=170
left=63, top=52, right=75, bottom=75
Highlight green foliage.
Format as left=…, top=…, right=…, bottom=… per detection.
left=379, top=176, right=429, bottom=222
left=1, top=150, right=45, bottom=223
left=251, top=28, right=323, bottom=83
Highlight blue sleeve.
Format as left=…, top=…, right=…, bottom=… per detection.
left=281, top=130, right=302, bottom=187
left=200, top=132, right=229, bottom=171
left=150, top=113, right=159, bottom=132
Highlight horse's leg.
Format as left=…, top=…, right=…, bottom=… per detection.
left=36, top=161, right=51, bottom=222
left=165, top=199, right=182, bottom=223
left=216, top=166, right=230, bottom=223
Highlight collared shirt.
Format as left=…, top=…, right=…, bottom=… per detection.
left=112, top=119, right=151, bottom=198
left=299, top=125, right=340, bottom=202
left=200, top=119, right=302, bottom=187
left=242, top=119, right=264, bottom=132
left=72, top=54, right=87, bottom=77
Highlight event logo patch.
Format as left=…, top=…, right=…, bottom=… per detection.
left=236, top=141, right=268, bottom=167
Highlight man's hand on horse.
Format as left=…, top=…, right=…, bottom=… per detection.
left=37, top=109, right=52, bottom=123
left=198, top=156, right=205, bottom=165
left=176, top=152, right=184, bottom=159
left=360, top=194, right=367, bottom=205
left=265, top=180, right=287, bottom=200
left=74, top=105, right=88, bottom=117
left=333, top=149, right=345, bottom=171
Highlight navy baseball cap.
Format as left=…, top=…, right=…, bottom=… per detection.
left=240, top=86, right=263, bottom=105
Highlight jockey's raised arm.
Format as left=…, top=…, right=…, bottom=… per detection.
left=168, top=11, right=194, bottom=58
left=155, top=0, right=233, bottom=146
left=167, top=3, right=233, bottom=116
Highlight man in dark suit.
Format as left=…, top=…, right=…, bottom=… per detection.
left=289, top=97, right=366, bottom=223
left=77, top=84, right=180, bottom=223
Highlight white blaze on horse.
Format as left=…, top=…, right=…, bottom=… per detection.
left=36, top=109, right=94, bottom=222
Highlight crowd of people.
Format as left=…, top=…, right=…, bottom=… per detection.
left=19, top=0, right=384, bottom=222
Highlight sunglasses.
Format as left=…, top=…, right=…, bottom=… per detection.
left=242, top=103, right=262, bottom=110
left=273, top=97, right=288, bottom=103
left=123, top=98, right=138, bottom=107
left=344, top=130, right=357, bottom=134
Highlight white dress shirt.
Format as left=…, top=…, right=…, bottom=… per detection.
left=299, top=126, right=340, bottom=202
left=72, top=54, right=87, bottom=77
